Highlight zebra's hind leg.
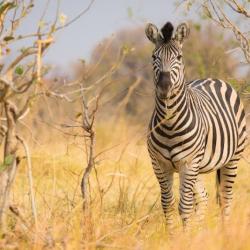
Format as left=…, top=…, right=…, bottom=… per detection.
left=193, top=177, right=208, bottom=228
left=217, top=163, right=238, bottom=222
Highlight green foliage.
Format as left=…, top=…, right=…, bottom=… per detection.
left=28, top=3, right=34, bottom=9
left=0, top=154, right=14, bottom=172
left=4, top=155, right=14, bottom=165
left=229, top=78, right=250, bottom=92
left=127, top=7, right=133, bottom=19
left=186, top=1, right=194, bottom=11
left=20, top=47, right=29, bottom=53
left=15, top=65, right=24, bottom=75
left=193, top=23, right=201, bottom=31
left=3, top=36, right=14, bottom=42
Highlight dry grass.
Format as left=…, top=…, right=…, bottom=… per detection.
left=2, top=120, right=250, bottom=250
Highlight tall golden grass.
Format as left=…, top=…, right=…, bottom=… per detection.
left=3, top=119, right=250, bottom=249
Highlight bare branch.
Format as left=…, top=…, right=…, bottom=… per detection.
left=116, top=77, right=141, bottom=114
left=36, top=37, right=53, bottom=82
left=5, top=47, right=37, bottom=75
left=225, top=0, right=250, bottom=17
left=16, top=135, right=38, bottom=230
left=14, top=0, right=96, bottom=41
left=56, top=0, right=95, bottom=31
left=197, top=0, right=250, bottom=63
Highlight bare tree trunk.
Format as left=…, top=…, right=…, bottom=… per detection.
left=0, top=101, right=18, bottom=232
left=81, top=130, right=95, bottom=211
left=81, top=127, right=95, bottom=242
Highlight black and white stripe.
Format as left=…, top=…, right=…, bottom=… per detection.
left=145, top=22, right=246, bottom=229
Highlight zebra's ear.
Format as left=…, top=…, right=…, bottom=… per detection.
left=145, top=23, right=159, bottom=44
left=175, top=22, right=190, bottom=45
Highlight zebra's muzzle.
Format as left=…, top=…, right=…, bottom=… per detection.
left=157, top=72, right=172, bottom=99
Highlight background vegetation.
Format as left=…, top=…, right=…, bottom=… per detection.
left=0, top=0, right=249, bottom=249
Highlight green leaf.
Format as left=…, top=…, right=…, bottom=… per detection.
left=20, top=47, right=28, bottom=53
left=50, top=24, right=56, bottom=33
left=4, top=154, right=14, bottom=165
left=3, top=36, right=14, bottom=42
left=28, top=3, right=34, bottom=9
left=194, top=24, right=201, bottom=32
left=121, top=44, right=134, bottom=55
left=79, top=59, right=86, bottom=65
left=15, top=66, right=24, bottom=75
left=127, top=7, right=133, bottom=19
left=75, top=112, right=82, bottom=118
left=38, top=20, right=45, bottom=29
left=186, top=2, right=193, bottom=11
left=0, top=163, right=7, bottom=172
left=0, top=154, right=14, bottom=172
left=59, top=13, right=67, bottom=25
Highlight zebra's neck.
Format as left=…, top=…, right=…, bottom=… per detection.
left=155, top=81, right=190, bottom=126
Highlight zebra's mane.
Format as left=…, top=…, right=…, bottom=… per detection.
left=160, top=22, right=174, bottom=43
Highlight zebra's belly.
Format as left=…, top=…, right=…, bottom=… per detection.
left=148, top=119, right=238, bottom=173
left=149, top=136, right=236, bottom=174
left=148, top=132, right=205, bottom=172
left=198, top=126, right=238, bottom=173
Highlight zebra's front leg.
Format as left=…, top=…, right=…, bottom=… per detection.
left=160, top=172, right=175, bottom=229
left=153, top=161, right=175, bottom=230
left=179, top=164, right=198, bottom=230
left=194, top=178, right=208, bottom=228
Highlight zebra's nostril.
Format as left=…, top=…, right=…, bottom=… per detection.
left=158, top=72, right=171, bottom=88
left=157, top=72, right=172, bottom=99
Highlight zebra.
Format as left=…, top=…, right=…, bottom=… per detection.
left=145, top=21, right=247, bottom=230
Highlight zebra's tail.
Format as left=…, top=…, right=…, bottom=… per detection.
left=216, top=169, right=221, bottom=205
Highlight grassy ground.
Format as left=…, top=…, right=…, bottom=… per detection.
left=2, top=120, right=250, bottom=249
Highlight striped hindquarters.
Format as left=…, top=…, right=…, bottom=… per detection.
left=190, top=78, right=246, bottom=172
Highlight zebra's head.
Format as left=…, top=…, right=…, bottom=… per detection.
left=145, top=22, right=190, bottom=99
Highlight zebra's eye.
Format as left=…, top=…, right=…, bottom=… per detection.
left=177, top=55, right=182, bottom=61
